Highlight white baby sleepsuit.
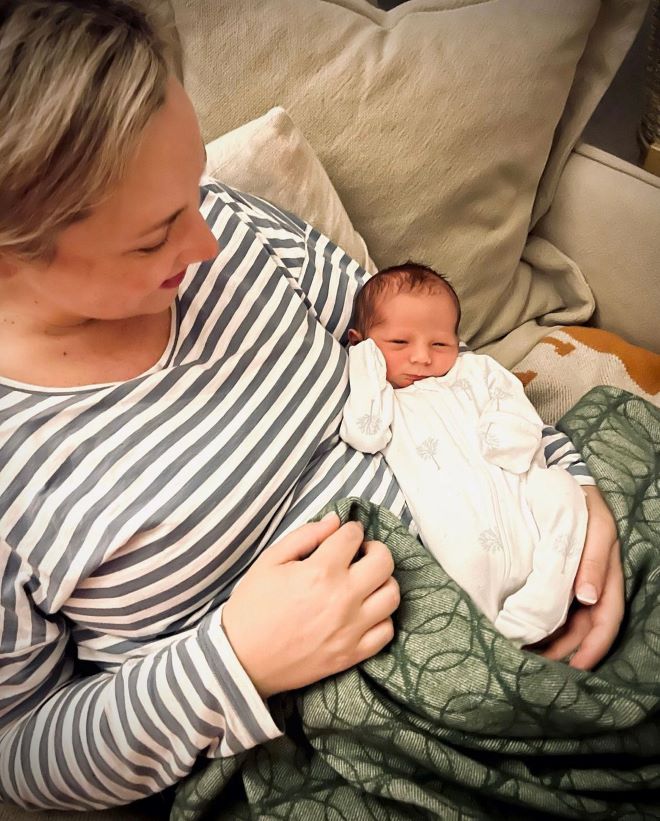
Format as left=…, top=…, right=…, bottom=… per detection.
left=340, top=340, right=588, bottom=646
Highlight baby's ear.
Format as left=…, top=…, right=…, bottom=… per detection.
left=347, top=329, right=363, bottom=346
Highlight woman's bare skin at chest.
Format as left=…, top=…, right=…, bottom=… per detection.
left=0, top=308, right=171, bottom=388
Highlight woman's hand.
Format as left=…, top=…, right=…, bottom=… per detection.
left=221, top=513, right=400, bottom=698
left=538, top=485, right=624, bottom=669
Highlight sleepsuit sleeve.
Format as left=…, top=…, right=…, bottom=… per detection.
left=493, top=466, right=588, bottom=647
left=340, top=339, right=394, bottom=454
left=477, top=355, right=544, bottom=474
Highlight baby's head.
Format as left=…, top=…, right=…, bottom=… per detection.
left=349, top=262, right=460, bottom=389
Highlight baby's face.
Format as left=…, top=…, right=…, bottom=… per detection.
left=365, top=290, right=459, bottom=389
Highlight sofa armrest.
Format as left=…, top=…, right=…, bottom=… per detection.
left=534, top=143, right=660, bottom=352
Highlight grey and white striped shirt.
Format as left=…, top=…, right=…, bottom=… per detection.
left=0, top=183, right=593, bottom=811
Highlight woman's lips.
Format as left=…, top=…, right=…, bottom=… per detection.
left=160, top=271, right=186, bottom=289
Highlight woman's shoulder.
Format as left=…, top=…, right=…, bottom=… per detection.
left=200, top=179, right=309, bottom=240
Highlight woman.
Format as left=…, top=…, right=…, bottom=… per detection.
left=0, top=0, right=623, bottom=811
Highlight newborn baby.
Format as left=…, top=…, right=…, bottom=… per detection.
left=340, top=262, right=588, bottom=646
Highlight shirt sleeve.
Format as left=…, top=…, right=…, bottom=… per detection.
left=0, top=540, right=281, bottom=812
left=541, top=425, right=595, bottom=486
left=216, top=185, right=369, bottom=346
left=295, top=223, right=369, bottom=344
left=340, top=340, right=394, bottom=453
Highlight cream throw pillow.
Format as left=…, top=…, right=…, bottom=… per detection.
left=168, top=0, right=645, bottom=351
left=204, top=107, right=375, bottom=273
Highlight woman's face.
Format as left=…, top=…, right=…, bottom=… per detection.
left=10, top=78, right=218, bottom=325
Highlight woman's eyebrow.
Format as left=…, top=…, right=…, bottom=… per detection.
left=135, top=145, right=206, bottom=240
left=137, top=206, right=186, bottom=238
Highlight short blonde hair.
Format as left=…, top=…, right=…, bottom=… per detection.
left=0, top=0, right=174, bottom=262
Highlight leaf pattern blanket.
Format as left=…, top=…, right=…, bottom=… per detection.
left=171, top=387, right=660, bottom=820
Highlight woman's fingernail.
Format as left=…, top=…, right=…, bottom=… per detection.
left=321, top=511, right=338, bottom=521
left=576, top=583, right=598, bottom=605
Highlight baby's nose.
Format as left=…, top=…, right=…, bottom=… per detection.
left=410, top=346, right=431, bottom=363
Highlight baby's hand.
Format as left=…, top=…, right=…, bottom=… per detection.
left=350, top=338, right=388, bottom=386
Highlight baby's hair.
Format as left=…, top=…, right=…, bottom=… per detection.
left=352, top=261, right=461, bottom=336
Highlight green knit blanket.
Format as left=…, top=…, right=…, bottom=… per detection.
left=171, top=387, right=660, bottom=820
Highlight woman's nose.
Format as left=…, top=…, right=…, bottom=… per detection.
left=182, top=210, right=218, bottom=264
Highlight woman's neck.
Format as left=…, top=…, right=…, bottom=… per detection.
left=0, top=307, right=172, bottom=388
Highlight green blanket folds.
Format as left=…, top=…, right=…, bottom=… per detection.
left=171, top=387, right=660, bottom=820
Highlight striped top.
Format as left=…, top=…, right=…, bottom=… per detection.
left=0, top=182, right=593, bottom=811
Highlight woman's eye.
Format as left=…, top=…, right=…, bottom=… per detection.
left=137, top=235, right=169, bottom=255
left=389, top=340, right=406, bottom=345
left=433, top=343, right=446, bottom=347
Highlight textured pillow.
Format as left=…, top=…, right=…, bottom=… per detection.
left=167, top=0, right=645, bottom=352
left=204, top=107, right=375, bottom=273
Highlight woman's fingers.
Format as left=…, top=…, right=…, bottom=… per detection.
left=358, top=575, right=400, bottom=629
left=574, top=531, right=611, bottom=605
left=349, top=539, right=395, bottom=596
left=538, top=539, right=625, bottom=669
left=575, top=486, right=618, bottom=604
left=537, top=607, right=592, bottom=662
left=311, top=519, right=366, bottom=569
left=569, top=542, right=625, bottom=670
left=353, top=618, right=396, bottom=664
left=262, top=513, right=342, bottom=565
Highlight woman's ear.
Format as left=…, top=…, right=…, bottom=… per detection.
left=347, top=328, right=363, bottom=346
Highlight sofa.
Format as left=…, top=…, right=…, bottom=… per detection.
left=2, top=0, right=658, bottom=819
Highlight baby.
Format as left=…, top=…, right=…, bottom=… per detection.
left=340, top=262, right=588, bottom=647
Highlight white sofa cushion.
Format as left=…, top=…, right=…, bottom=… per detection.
left=204, top=107, right=375, bottom=273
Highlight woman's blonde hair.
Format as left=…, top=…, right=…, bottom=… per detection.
left=0, top=0, right=175, bottom=262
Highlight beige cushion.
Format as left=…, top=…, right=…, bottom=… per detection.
left=167, top=0, right=646, bottom=352
left=205, top=107, right=375, bottom=272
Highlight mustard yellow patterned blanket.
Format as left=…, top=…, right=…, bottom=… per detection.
left=514, top=327, right=660, bottom=425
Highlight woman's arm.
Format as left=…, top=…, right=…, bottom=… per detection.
left=486, top=365, right=621, bottom=666
left=527, top=396, right=624, bottom=667
left=0, top=540, right=280, bottom=811
left=472, top=357, right=622, bottom=660
left=0, top=517, right=398, bottom=811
